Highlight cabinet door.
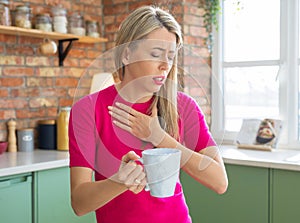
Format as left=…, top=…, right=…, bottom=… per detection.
left=34, top=167, right=96, bottom=223
left=271, top=169, right=300, bottom=223
left=0, top=174, right=32, bottom=223
left=181, top=164, right=269, bottom=223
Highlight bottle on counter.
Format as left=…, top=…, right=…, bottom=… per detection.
left=57, top=106, right=71, bottom=151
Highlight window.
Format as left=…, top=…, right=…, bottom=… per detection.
left=212, top=0, right=300, bottom=148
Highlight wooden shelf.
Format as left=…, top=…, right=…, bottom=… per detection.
left=0, top=25, right=108, bottom=43
left=0, top=25, right=108, bottom=66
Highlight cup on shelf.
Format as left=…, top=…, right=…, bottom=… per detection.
left=39, top=38, right=57, bottom=55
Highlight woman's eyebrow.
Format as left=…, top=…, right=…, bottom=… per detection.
left=152, top=47, right=176, bottom=53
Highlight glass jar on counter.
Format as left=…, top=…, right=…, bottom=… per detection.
left=35, top=13, right=52, bottom=32
left=86, top=20, right=100, bottom=38
left=14, top=4, right=32, bottom=28
left=0, top=0, right=11, bottom=26
left=56, top=106, right=71, bottom=151
left=51, top=5, right=67, bottom=33
left=68, top=12, right=85, bottom=36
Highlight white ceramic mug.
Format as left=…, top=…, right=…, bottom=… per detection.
left=39, top=38, right=57, bottom=55
left=139, top=148, right=181, bottom=198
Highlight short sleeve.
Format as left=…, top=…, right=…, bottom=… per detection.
left=178, top=92, right=216, bottom=152
left=69, top=95, right=97, bottom=169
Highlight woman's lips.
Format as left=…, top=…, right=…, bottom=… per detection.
left=152, top=76, right=165, bottom=85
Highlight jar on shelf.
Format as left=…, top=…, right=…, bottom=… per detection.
left=0, top=0, right=11, bottom=26
left=68, top=12, right=85, bottom=36
left=14, top=4, right=32, bottom=28
left=86, top=20, right=100, bottom=38
left=35, top=13, right=52, bottom=32
left=51, top=5, right=67, bottom=33
left=56, top=106, right=71, bottom=151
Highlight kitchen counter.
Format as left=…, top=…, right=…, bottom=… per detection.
left=0, top=149, right=69, bottom=177
left=220, top=145, right=300, bottom=171
left=1, top=146, right=300, bottom=177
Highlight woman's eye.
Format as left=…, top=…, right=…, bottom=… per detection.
left=151, top=52, right=160, bottom=58
left=168, top=55, right=175, bottom=61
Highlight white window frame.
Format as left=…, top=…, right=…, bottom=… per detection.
left=211, top=0, right=300, bottom=149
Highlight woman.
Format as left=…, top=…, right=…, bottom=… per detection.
left=69, top=5, right=228, bottom=223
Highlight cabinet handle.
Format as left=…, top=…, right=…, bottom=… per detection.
left=0, top=175, right=32, bottom=188
left=0, top=180, right=11, bottom=188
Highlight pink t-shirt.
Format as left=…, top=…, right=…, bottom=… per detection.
left=69, top=85, right=216, bottom=223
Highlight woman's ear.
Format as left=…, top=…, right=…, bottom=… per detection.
left=122, top=47, right=130, bottom=65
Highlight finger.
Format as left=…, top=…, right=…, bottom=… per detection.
left=133, top=171, right=146, bottom=185
left=118, top=162, right=137, bottom=181
left=121, top=151, right=140, bottom=163
left=128, top=164, right=144, bottom=182
left=109, top=111, right=132, bottom=126
left=140, top=178, right=147, bottom=188
left=133, top=181, right=147, bottom=193
left=128, top=176, right=147, bottom=194
left=116, top=102, right=140, bottom=116
left=124, top=165, right=144, bottom=187
left=132, top=177, right=147, bottom=192
left=109, top=106, right=135, bottom=121
left=128, top=185, right=142, bottom=194
left=113, top=120, right=132, bottom=133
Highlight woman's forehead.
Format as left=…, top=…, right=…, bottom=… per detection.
left=136, top=39, right=177, bottom=51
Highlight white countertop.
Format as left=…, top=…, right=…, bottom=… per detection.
left=0, top=149, right=69, bottom=177
left=220, top=145, right=300, bottom=171
left=1, top=146, right=300, bottom=178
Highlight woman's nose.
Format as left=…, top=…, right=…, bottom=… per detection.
left=159, top=55, right=171, bottom=70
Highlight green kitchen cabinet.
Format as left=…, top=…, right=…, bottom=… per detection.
left=0, top=173, right=32, bottom=223
left=271, top=169, right=300, bottom=223
left=34, top=167, right=96, bottom=223
left=181, top=164, right=269, bottom=223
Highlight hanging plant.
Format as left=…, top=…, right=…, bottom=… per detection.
left=198, top=0, right=242, bottom=52
left=199, top=0, right=221, bottom=31
left=198, top=0, right=221, bottom=52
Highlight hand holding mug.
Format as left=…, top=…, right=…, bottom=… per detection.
left=112, top=151, right=147, bottom=194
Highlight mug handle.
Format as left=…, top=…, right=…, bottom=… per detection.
left=135, top=158, right=150, bottom=191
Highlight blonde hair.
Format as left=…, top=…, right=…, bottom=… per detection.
left=114, top=5, right=183, bottom=140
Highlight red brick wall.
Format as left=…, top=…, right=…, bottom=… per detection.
left=0, top=0, right=211, bottom=142
left=181, top=0, right=212, bottom=124
left=0, top=0, right=104, bottom=141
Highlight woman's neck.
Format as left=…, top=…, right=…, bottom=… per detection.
left=115, top=82, right=153, bottom=103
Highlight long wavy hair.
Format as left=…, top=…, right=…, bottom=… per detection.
left=114, top=5, right=183, bottom=140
